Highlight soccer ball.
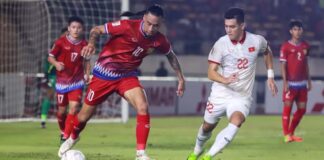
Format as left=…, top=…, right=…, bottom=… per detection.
left=61, top=150, right=86, bottom=160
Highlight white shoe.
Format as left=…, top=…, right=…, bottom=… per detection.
left=58, top=137, right=80, bottom=157
left=136, top=153, right=153, bottom=160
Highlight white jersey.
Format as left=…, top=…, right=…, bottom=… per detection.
left=208, top=31, right=268, bottom=99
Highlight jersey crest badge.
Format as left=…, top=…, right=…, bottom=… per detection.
left=147, top=48, right=155, bottom=54
left=248, top=47, right=255, bottom=52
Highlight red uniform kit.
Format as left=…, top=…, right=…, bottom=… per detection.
left=85, top=19, right=171, bottom=105
left=279, top=41, right=309, bottom=102
left=49, top=35, right=88, bottom=105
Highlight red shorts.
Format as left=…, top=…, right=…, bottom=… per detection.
left=56, top=89, right=83, bottom=106
left=84, top=76, right=142, bottom=106
left=282, top=88, right=308, bottom=103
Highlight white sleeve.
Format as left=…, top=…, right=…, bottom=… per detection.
left=208, top=40, right=222, bottom=64
left=257, top=35, right=268, bottom=54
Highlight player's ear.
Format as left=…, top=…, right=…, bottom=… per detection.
left=240, top=22, right=246, bottom=30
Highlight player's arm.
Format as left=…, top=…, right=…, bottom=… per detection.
left=280, top=61, right=288, bottom=92
left=83, top=59, right=91, bottom=84
left=81, top=25, right=105, bottom=57
left=263, top=46, right=278, bottom=96
left=306, top=55, right=312, bottom=91
left=166, top=50, right=185, bottom=96
left=48, top=42, right=64, bottom=71
left=207, top=62, right=238, bottom=85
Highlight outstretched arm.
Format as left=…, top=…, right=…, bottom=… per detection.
left=166, top=50, right=185, bottom=96
left=264, top=46, right=278, bottom=96
left=81, top=25, right=106, bottom=57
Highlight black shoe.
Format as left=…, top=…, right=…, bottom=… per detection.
left=60, top=134, right=66, bottom=145
left=41, top=122, right=46, bottom=129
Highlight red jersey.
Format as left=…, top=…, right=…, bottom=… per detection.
left=279, top=41, right=309, bottom=88
left=92, top=19, right=171, bottom=80
left=49, top=35, right=88, bottom=93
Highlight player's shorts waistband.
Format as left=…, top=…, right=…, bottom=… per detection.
left=288, top=80, right=307, bottom=89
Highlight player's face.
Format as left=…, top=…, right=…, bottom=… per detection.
left=224, top=19, right=245, bottom=41
left=143, top=13, right=162, bottom=36
left=68, top=22, right=83, bottom=39
left=290, top=26, right=303, bottom=40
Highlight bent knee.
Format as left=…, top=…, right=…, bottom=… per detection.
left=136, top=102, right=149, bottom=115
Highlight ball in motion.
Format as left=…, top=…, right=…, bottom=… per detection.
left=61, top=150, right=86, bottom=160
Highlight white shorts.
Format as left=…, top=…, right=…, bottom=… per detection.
left=203, top=96, right=252, bottom=124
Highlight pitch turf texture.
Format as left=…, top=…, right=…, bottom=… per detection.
left=0, top=116, right=323, bottom=160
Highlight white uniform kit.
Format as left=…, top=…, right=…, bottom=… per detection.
left=205, top=31, right=268, bottom=124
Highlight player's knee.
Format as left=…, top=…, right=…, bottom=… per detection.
left=135, top=102, right=149, bottom=115
left=202, top=121, right=217, bottom=132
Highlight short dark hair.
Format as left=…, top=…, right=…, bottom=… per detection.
left=224, top=8, right=245, bottom=23
left=68, top=16, right=84, bottom=26
left=289, top=19, right=303, bottom=29
left=146, top=4, right=164, bottom=18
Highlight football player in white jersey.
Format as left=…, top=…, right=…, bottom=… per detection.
left=187, top=8, right=278, bottom=160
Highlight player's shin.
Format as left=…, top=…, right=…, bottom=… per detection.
left=207, top=123, right=238, bottom=157
left=63, top=114, right=75, bottom=139
left=136, top=114, right=150, bottom=152
left=289, top=108, right=306, bottom=135
left=70, top=114, right=87, bottom=140
left=282, top=105, right=292, bottom=135
left=194, top=125, right=212, bottom=155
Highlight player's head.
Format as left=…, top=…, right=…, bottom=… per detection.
left=67, top=16, right=84, bottom=39
left=142, top=4, right=164, bottom=37
left=289, top=19, right=303, bottom=40
left=224, top=7, right=245, bottom=41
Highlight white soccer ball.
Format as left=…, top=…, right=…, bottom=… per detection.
left=61, top=150, right=86, bottom=160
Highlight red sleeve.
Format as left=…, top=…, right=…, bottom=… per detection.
left=49, top=39, right=62, bottom=57
left=104, top=20, right=128, bottom=36
left=279, top=43, right=287, bottom=62
left=157, top=36, right=171, bottom=55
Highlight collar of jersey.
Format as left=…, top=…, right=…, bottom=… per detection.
left=231, top=31, right=246, bottom=45
left=66, top=35, right=82, bottom=45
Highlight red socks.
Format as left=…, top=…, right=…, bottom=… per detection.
left=57, top=113, right=66, bottom=134
left=136, top=114, right=150, bottom=150
left=282, top=106, right=292, bottom=135
left=63, top=114, right=75, bottom=139
left=289, top=108, right=306, bottom=135
left=71, top=114, right=87, bottom=140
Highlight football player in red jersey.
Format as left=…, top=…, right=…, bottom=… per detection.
left=58, top=5, right=185, bottom=160
left=279, top=19, right=311, bottom=143
left=48, top=16, right=90, bottom=143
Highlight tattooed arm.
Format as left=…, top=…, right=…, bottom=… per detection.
left=81, top=25, right=105, bottom=57
left=166, top=50, right=185, bottom=96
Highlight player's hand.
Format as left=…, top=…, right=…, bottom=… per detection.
left=81, top=44, right=96, bottom=57
left=267, top=78, right=278, bottom=96
left=55, top=62, right=64, bottom=71
left=176, top=79, right=185, bottom=97
left=224, top=72, right=239, bottom=84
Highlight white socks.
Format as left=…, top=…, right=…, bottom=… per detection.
left=193, top=125, right=212, bottom=155
left=207, top=123, right=239, bottom=156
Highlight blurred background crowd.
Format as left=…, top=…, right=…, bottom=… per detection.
left=131, top=0, right=324, bottom=57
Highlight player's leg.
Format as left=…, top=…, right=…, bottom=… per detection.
left=62, top=89, right=82, bottom=140
left=205, top=98, right=250, bottom=157
left=124, top=87, right=151, bottom=159
left=119, top=77, right=150, bottom=159
left=40, top=90, right=51, bottom=128
left=187, top=101, right=225, bottom=160
left=59, top=77, right=111, bottom=157
left=289, top=89, right=307, bottom=142
left=282, top=89, right=294, bottom=142
left=56, top=93, right=68, bottom=138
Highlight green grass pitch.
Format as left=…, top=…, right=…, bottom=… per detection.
left=0, top=115, right=323, bottom=160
